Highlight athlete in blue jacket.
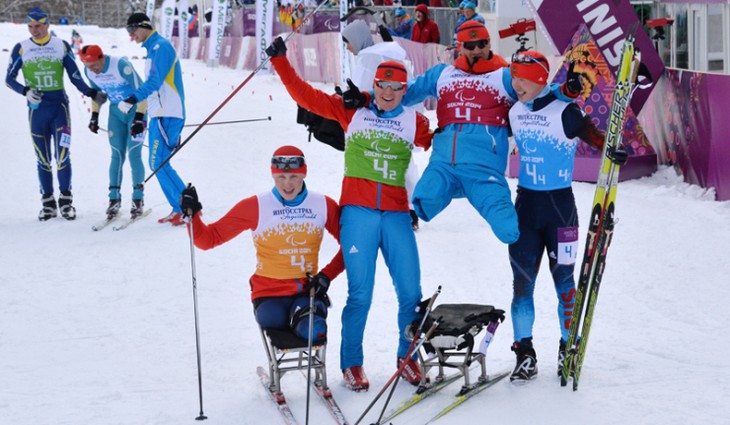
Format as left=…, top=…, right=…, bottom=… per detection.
left=5, top=7, right=107, bottom=220
left=119, top=12, right=188, bottom=226
left=399, top=22, right=520, bottom=244
left=80, top=45, right=147, bottom=219
left=506, top=51, right=628, bottom=383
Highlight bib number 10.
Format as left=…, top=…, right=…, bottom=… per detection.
left=374, top=159, right=396, bottom=181
left=34, top=74, right=58, bottom=90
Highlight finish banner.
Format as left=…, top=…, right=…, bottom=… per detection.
left=178, top=0, right=190, bottom=59
left=529, top=0, right=664, bottom=114
left=146, top=0, right=156, bottom=22
left=256, top=0, right=275, bottom=74
left=160, top=0, right=176, bottom=41
left=208, top=0, right=228, bottom=65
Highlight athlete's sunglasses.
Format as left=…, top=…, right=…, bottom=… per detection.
left=375, top=80, right=405, bottom=91
left=462, top=39, right=489, bottom=51
left=271, top=156, right=306, bottom=170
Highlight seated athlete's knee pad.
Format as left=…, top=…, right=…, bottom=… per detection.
left=290, top=302, right=328, bottom=342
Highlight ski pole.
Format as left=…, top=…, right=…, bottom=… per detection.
left=354, top=286, right=442, bottom=425
left=305, top=279, right=316, bottom=425
left=374, top=286, right=442, bottom=425
left=185, top=193, right=208, bottom=421
left=183, top=116, right=271, bottom=127
left=144, top=0, right=330, bottom=184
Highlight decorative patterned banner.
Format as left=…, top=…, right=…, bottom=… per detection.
left=530, top=0, right=664, bottom=114
left=641, top=70, right=730, bottom=201
left=556, top=24, right=654, bottom=160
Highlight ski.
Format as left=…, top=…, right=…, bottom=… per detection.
left=424, top=370, right=510, bottom=424
left=112, top=209, right=152, bottom=231
left=302, top=371, right=350, bottom=425
left=561, top=27, right=642, bottom=391
left=258, top=366, right=299, bottom=425
left=91, top=215, right=119, bottom=231
left=378, top=369, right=466, bottom=424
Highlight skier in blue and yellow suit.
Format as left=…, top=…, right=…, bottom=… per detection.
left=5, top=7, right=107, bottom=221
left=119, top=12, right=188, bottom=226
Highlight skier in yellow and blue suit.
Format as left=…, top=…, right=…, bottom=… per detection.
left=119, top=12, right=188, bottom=226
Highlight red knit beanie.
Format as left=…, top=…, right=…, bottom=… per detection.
left=456, top=21, right=490, bottom=42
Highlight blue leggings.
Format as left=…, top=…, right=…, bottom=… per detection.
left=148, top=117, right=186, bottom=212
left=509, top=187, right=579, bottom=343
left=29, top=102, right=72, bottom=195
left=107, top=106, right=145, bottom=200
left=339, top=205, right=422, bottom=369
left=412, top=161, right=519, bottom=244
left=254, top=295, right=328, bottom=342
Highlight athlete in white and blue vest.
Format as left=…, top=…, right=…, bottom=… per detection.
left=5, top=7, right=107, bottom=220
left=80, top=45, right=147, bottom=218
left=506, top=50, right=628, bottom=382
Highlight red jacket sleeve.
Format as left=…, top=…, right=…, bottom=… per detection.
left=318, top=195, right=345, bottom=282
left=189, top=196, right=259, bottom=250
left=270, top=56, right=355, bottom=131
left=414, top=112, right=433, bottom=151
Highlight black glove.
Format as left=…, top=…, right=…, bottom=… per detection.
left=130, top=112, right=146, bottom=136
left=88, top=112, right=99, bottom=134
left=86, top=89, right=108, bottom=105
left=180, top=184, right=203, bottom=218
left=265, top=36, right=287, bottom=57
left=304, top=272, right=330, bottom=297
left=606, top=144, right=628, bottom=166
left=118, top=96, right=138, bottom=114
left=564, top=63, right=583, bottom=96
left=342, top=79, right=366, bottom=110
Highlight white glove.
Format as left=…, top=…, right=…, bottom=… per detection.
left=25, top=88, right=42, bottom=106
left=118, top=100, right=134, bottom=114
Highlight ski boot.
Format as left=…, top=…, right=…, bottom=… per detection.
left=58, top=191, right=76, bottom=220
left=130, top=199, right=144, bottom=219
left=38, top=194, right=58, bottom=221
left=557, top=338, right=567, bottom=377
left=342, top=366, right=369, bottom=392
left=398, top=356, right=428, bottom=386
left=106, top=199, right=121, bottom=219
left=510, top=337, right=538, bottom=383
left=158, top=210, right=184, bottom=225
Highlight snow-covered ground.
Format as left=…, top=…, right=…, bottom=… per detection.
left=2, top=23, right=730, bottom=425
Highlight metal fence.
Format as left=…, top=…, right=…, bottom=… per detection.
left=0, top=0, right=143, bottom=28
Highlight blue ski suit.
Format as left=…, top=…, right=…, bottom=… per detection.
left=401, top=64, right=520, bottom=244
left=129, top=31, right=187, bottom=214
left=84, top=55, right=146, bottom=202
